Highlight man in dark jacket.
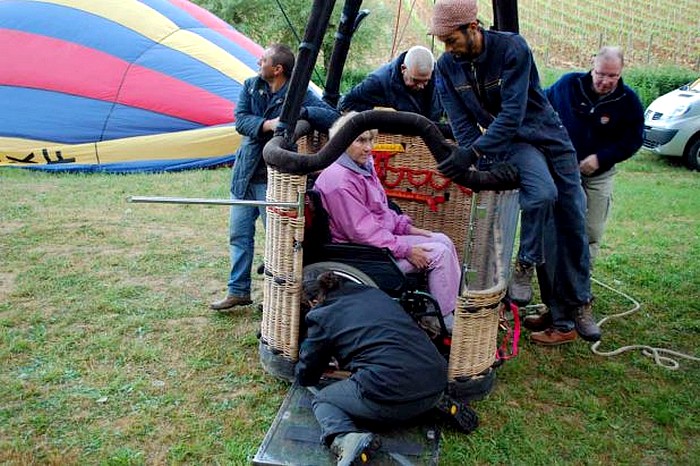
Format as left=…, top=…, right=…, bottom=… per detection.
left=546, top=46, right=644, bottom=263
left=296, top=270, right=448, bottom=465
left=429, top=0, right=599, bottom=345
left=338, top=45, right=445, bottom=126
left=210, top=44, right=338, bottom=311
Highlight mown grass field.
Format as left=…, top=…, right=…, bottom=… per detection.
left=1, top=149, right=698, bottom=465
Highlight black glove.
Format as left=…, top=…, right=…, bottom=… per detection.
left=453, top=162, right=520, bottom=192
left=487, top=162, right=520, bottom=190
left=436, top=146, right=479, bottom=179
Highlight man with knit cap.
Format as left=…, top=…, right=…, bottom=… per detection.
left=429, top=0, right=601, bottom=345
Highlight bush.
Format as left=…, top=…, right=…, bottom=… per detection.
left=623, top=67, right=698, bottom=108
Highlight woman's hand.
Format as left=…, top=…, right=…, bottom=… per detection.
left=408, top=225, right=433, bottom=237
left=407, top=245, right=432, bottom=269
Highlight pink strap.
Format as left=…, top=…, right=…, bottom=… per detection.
left=496, top=302, right=521, bottom=360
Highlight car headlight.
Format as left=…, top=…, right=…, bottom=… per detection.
left=660, top=103, right=692, bottom=120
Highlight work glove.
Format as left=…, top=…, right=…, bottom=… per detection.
left=436, top=146, right=480, bottom=179
left=453, top=162, right=520, bottom=192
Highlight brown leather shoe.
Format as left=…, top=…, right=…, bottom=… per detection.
left=210, top=294, right=252, bottom=311
left=522, top=310, right=552, bottom=332
left=530, top=327, right=577, bottom=346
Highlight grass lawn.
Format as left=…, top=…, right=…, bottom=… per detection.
left=1, top=150, right=698, bottom=465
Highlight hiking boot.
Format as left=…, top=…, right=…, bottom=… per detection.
left=209, top=294, right=252, bottom=311
left=530, top=327, right=577, bottom=346
left=522, top=309, right=552, bottom=332
left=435, top=395, right=479, bottom=434
left=330, top=432, right=380, bottom=466
left=574, top=302, right=601, bottom=342
left=508, top=260, right=534, bottom=305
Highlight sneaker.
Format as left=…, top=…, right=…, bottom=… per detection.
left=574, top=302, right=601, bottom=342
left=530, top=327, right=577, bottom=346
left=209, top=294, right=252, bottom=311
left=522, top=310, right=552, bottom=332
left=435, top=395, right=479, bottom=434
left=330, top=432, right=380, bottom=466
left=508, top=260, right=534, bottom=305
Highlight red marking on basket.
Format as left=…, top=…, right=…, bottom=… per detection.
left=268, top=207, right=298, bottom=218
left=385, top=190, right=446, bottom=212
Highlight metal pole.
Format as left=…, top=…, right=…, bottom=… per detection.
left=129, top=196, right=295, bottom=209
left=129, top=195, right=306, bottom=219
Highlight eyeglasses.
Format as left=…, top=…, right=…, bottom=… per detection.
left=408, top=76, right=430, bottom=86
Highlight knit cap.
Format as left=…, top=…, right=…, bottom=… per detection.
left=428, top=0, right=478, bottom=36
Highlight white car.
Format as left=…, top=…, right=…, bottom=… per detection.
left=643, top=78, right=700, bottom=170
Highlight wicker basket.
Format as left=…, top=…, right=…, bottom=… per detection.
left=260, top=132, right=519, bottom=383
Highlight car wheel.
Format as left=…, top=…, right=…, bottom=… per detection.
left=302, top=261, right=378, bottom=288
left=684, top=138, right=700, bottom=171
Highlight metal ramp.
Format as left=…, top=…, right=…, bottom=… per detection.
left=253, top=383, right=441, bottom=465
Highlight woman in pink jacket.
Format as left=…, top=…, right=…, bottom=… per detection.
left=314, top=112, right=461, bottom=327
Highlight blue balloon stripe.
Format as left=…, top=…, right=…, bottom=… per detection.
left=138, top=0, right=205, bottom=29
left=0, top=86, right=199, bottom=143
left=101, top=105, right=203, bottom=140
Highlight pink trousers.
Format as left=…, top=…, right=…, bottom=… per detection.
left=396, top=232, right=461, bottom=319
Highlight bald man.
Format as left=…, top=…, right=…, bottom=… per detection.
left=338, top=46, right=446, bottom=126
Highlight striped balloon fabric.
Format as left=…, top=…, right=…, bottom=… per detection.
left=0, top=0, right=264, bottom=172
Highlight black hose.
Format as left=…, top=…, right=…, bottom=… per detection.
left=263, top=110, right=520, bottom=191
left=264, top=110, right=449, bottom=174
left=277, top=0, right=336, bottom=146
left=323, top=0, right=368, bottom=107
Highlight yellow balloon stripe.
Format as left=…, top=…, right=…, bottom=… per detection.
left=0, top=126, right=241, bottom=166
left=97, top=126, right=241, bottom=162
left=38, top=0, right=257, bottom=84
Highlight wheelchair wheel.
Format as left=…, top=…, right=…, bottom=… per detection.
left=303, top=261, right=378, bottom=288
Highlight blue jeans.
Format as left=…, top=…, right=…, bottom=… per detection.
left=506, top=143, right=591, bottom=331
left=227, top=182, right=267, bottom=297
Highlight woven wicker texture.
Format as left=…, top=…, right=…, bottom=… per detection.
left=261, top=168, right=306, bottom=360
left=260, top=131, right=329, bottom=361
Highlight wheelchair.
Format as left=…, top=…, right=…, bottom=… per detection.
left=301, top=189, right=452, bottom=355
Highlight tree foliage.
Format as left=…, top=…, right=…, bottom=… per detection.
left=193, top=0, right=399, bottom=89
